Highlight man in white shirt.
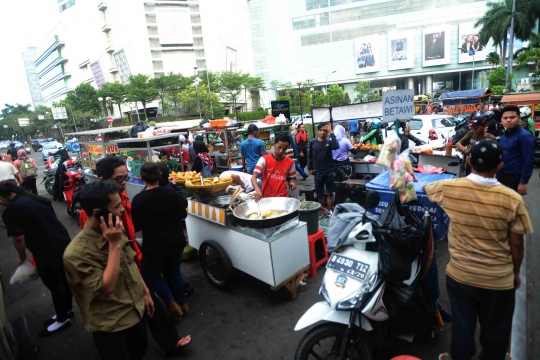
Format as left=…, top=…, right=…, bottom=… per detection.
left=220, top=170, right=259, bottom=193
left=0, top=156, right=20, bottom=184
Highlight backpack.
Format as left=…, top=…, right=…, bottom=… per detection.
left=19, top=159, right=37, bottom=179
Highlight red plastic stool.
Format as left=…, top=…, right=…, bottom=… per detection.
left=308, top=229, right=329, bottom=278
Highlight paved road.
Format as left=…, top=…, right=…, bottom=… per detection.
left=0, top=151, right=537, bottom=360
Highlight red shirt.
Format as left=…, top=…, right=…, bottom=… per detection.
left=254, top=154, right=296, bottom=198
left=79, top=191, right=142, bottom=265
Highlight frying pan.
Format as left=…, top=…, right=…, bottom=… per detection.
left=231, top=197, right=301, bottom=228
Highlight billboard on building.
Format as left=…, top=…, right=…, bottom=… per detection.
left=459, top=23, right=489, bottom=63
left=355, top=35, right=380, bottom=74
left=225, top=46, right=237, bottom=73
left=388, top=31, right=415, bottom=70
left=423, top=27, right=450, bottom=67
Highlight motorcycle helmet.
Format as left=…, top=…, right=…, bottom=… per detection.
left=455, top=117, right=468, bottom=128
left=483, top=110, right=495, bottom=121
left=9, top=142, right=14, bottom=147
left=371, top=119, right=383, bottom=129
left=520, top=106, right=532, bottom=118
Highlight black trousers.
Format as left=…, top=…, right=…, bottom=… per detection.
left=36, top=263, right=73, bottom=323
left=21, top=178, right=37, bottom=194
left=496, top=172, right=521, bottom=192
left=146, top=292, right=180, bottom=354
left=93, top=318, right=148, bottom=360
left=446, top=275, right=515, bottom=360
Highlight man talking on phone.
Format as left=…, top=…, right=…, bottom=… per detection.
left=64, top=181, right=154, bottom=359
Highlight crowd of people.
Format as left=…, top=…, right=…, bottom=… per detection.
left=0, top=103, right=536, bottom=359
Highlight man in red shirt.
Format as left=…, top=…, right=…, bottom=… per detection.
left=79, top=156, right=191, bottom=355
left=252, top=133, right=297, bottom=201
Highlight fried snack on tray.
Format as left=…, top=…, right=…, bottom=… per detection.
left=170, top=171, right=201, bottom=182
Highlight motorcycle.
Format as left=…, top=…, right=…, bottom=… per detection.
left=294, top=192, right=425, bottom=360
left=535, top=138, right=540, bottom=168
left=41, top=167, right=56, bottom=196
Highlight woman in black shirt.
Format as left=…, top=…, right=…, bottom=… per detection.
left=132, top=162, right=189, bottom=317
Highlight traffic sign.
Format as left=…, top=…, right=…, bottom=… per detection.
left=107, top=117, right=114, bottom=124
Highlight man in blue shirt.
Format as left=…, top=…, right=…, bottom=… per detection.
left=348, top=119, right=359, bottom=144
left=497, top=105, right=535, bottom=195
left=241, top=124, right=267, bottom=174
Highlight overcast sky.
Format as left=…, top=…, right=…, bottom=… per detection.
left=0, top=0, right=59, bottom=108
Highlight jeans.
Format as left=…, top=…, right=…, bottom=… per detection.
left=446, top=275, right=515, bottom=360
left=145, top=244, right=187, bottom=306
left=93, top=318, right=148, bottom=360
left=295, top=162, right=308, bottom=177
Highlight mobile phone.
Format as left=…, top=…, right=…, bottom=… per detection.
left=94, top=209, right=117, bottom=227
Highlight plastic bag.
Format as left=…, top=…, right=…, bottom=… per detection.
left=377, top=195, right=425, bottom=282
left=390, top=159, right=406, bottom=191
left=10, top=261, right=39, bottom=285
left=130, top=121, right=149, bottom=138
left=376, top=134, right=401, bottom=167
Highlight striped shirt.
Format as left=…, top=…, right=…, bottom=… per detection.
left=425, top=175, right=533, bottom=290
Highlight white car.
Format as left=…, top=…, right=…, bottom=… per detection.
left=407, top=115, right=456, bottom=144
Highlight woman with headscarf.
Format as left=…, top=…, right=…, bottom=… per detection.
left=12, top=150, right=39, bottom=194
left=192, top=140, right=214, bottom=177
left=52, top=147, right=71, bottom=202
left=332, top=124, right=361, bottom=182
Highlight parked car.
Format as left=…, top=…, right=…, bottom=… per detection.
left=41, top=142, right=63, bottom=162
left=0, top=268, right=38, bottom=359
left=385, top=115, right=456, bottom=149
left=0, top=141, right=10, bottom=150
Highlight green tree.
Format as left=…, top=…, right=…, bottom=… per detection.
left=311, top=90, right=327, bottom=107
left=327, top=84, right=346, bottom=106
left=164, top=74, right=194, bottom=117
left=475, top=0, right=535, bottom=68
left=245, top=76, right=266, bottom=110
left=97, top=82, right=127, bottom=119
left=64, top=83, right=101, bottom=115
left=486, top=52, right=501, bottom=68
left=516, top=46, right=540, bottom=89
left=353, top=81, right=372, bottom=102
left=149, top=74, right=174, bottom=113
left=488, top=67, right=513, bottom=87
left=126, top=74, right=158, bottom=118
left=197, top=70, right=221, bottom=93
left=219, top=71, right=247, bottom=105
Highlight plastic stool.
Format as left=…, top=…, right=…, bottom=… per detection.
left=308, top=229, right=329, bottom=278
left=300, top=187, right=316, bottom=201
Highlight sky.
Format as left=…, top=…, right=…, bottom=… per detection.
left=0, top=0, right=59, bottom=108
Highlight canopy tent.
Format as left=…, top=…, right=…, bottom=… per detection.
left=501, top=92, right=540, bottom=105
left=439, top=88, right=493, bottom=105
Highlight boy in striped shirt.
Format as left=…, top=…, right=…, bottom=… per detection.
left=424, top=139, right=532, bottom=360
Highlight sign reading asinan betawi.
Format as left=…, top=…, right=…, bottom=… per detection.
left=382, top=89, right=414, bottom=122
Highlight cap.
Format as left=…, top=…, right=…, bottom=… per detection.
left=247, top=124, right=259, bottom=134
left=469, top=117, right=486, bottom=128
left=179, top=135, right=186, bottom=143
left=469, top=139, right=503, bottom=172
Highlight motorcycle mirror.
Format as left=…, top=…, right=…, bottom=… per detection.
left=365, top=191, right=380, bottom=210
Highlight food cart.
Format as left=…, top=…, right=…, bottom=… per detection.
left=65, top=126, right=133, bottom=174
left=501, top=92, right=540, bottom=129
left=185, top=192, right=309, bottom=299
left=112, top=133, right=185, bottom=199
left=439, top=88, right=493, bottom=116
left=189, top=125, right=244, bottom=170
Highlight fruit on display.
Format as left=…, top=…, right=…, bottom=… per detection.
left=353, top=143, right=383, bottom=150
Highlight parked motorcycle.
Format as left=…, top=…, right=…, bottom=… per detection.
left=294, top=192, right=428, bottom=360
left=41, top=167, right=56, bottom=196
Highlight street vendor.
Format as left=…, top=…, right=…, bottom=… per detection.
left=252, top=133, right=296, bottom=201
left=220, top=170, right=259, bottom=193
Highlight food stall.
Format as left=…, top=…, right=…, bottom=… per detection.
left=501, top=92, right=540, bottom=129
left=439, top=88, right=493, bottom=116
left=112, top=133, right=185, bottom=199
left=65, top=126, right=133, bottom=174
left=184, top=180, right=309, bottom=299
left=189, top=125, right=244, bottom=171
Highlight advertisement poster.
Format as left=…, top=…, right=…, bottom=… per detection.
left=271, top=100, right=290, bottom=120
left=423, top=27, right=450, bottom=67
left=388, top=31, right=414, bottom=70
left=459, top=23, right=489, bottom=63
left=355, top=35, right=380, bottom=74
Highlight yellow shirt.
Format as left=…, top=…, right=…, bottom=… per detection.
left=63, top=226, right=145, bottom=332
left=425, top=176, right=533, bottom=290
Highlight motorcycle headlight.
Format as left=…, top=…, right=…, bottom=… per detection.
left=336, top=273, right=378, bottom=310
left=320, top=282, right=330, bottom=305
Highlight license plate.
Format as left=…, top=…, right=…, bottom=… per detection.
left=326, top=254, right=370, bottom=281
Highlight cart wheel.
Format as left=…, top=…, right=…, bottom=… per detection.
left=199, top=240, right=232, bottom=290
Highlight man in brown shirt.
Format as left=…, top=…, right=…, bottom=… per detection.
left=63, top=181, right=154, bottom=360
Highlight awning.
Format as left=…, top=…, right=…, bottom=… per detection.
left=501, top=92, right=540, bottom=105
left=439, top=88, right=492, bottom=100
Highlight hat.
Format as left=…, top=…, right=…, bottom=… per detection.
left=469, top=139, right=503, bottom=172
left=247, top=124, right=259, bottom=134
left=469, top=117, right=486, bottom=128
left=179, top=135, right=186, bottom=143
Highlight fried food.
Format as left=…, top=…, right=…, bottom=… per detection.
left=170, top=171, right=200, bottom=181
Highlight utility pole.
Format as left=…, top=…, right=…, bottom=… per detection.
left=505, top=0, right=516, bottom=92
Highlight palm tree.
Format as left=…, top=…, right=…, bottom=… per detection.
left=475, top=0, right=535, bottom=68
left=486, top=52, right=501, bottom=68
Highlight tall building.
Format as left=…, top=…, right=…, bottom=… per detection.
left=248, top=0, right=531, bottom=104
left=21, top=47, right=44, bottom=108
left=34, top=0, right=255, bottom=113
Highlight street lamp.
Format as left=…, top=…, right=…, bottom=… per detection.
left=204, top=62, right=214, bottom=118
left=456, top=48, right=475, bottom=89
left=193, top=77, right=203, bottom=120
left=309, top=87, right=314, bottom=106
left=296, top=81, right=303, bottom=122
left=325, top=70, right=336, bottom=94
left=231, top=90, right=238, bottom=121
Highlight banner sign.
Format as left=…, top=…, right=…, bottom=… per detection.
left=88, top=145, right=104, bottom=154
left=106, top=144, right=119, bottom=154
left=271, top=100, right=291, bottom=120
left=383, top=90, right=414, bottom=122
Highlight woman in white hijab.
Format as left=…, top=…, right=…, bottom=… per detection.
left=332, top=125, right=361, bottom=182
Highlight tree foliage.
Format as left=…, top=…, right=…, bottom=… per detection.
left=97, top=82, right=127, bottom=119
left=486, top=52, right=501, bottom=68
left=488, top=67, right=513, bottom=87
left=516, top=46, right=540, bottom=89
left=126, top=74, right=159, bottom=118
left=64, top=83, right=101, bottom=115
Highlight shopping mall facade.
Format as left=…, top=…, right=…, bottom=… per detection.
left=249, top=0, right=533, bottom=106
